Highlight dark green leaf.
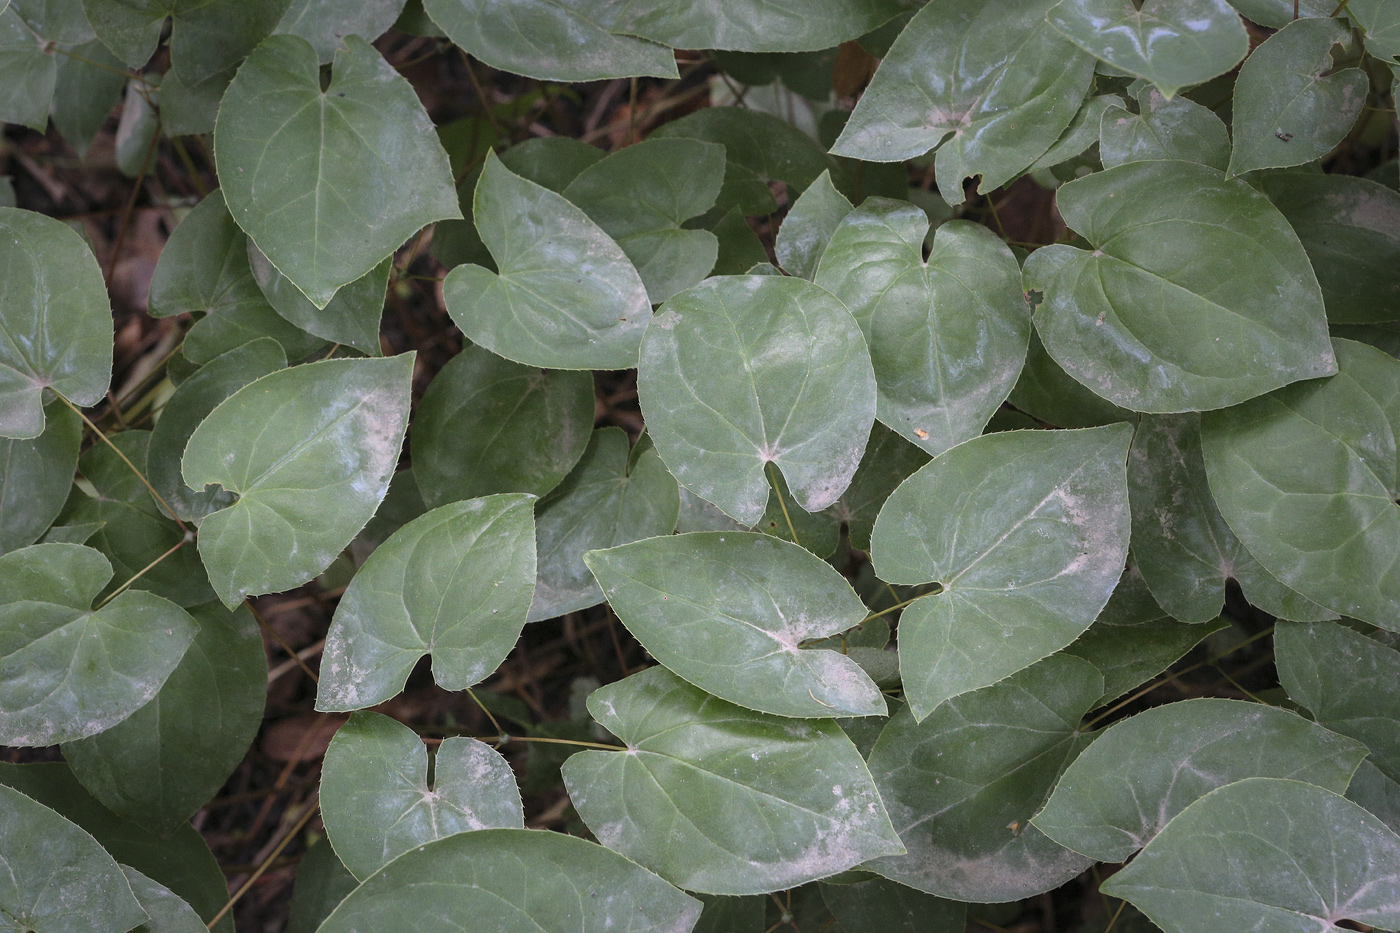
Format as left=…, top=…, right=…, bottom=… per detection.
left=80, top=0, right=166, bottom=67
left=274, top=0, right=404, bottom=63
left=248, top=244, right=388, bottom=355
left=828, top=423, right=929, bottom=553
left=0, top=399, right=80, bottom=553
left=171, top=0, right=289, bottom=87
left=286, top=838, right=358, bottom=933
left=0, top=6, right=56, bottom=131
left=1007, top=331, right=1137, bottom=428
left=609, top=0, right=911, bottom=53
left=820, top=877, right=965, bottom=933
left=50, top=39, right=126, bottom=157
left=123, top=867, right=206, bottom=933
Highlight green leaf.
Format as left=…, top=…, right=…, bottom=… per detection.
left=1347, top=0, right=1400, bottom=63
left=1028, top=93, right=1123, bottom=173
left=1047, top=0, right=1248, bottom=99
left=248, top=245, right=388, bottom=355
left=410, top=345, right=594, bottom=509
left=1034, top=697, right=1367, bottom=862
left=0, top=207, right=111, bottom=439
left=171, top=0, right=290, bottom=87
left=274, top=0, right=404, bottom=63
left=317, top=828, right=701, bottom=932
left=562, top=138, right=724, bottom=303
left=80, top=0, right=166, bottom=67
left=585, top=532, right=885, bottom=718
left=820, top=879, right=964, bottom=933
left=561, top=666, right=904, bottom=894
left=0, top=6, right=56, bottom=131
left=638, top=275, right=876, bottom=526
left=1223, top=0, right=1332, bottom=29
left=183, top=354, right=413, bottom=606
left=286, top=838, right=358, bottom=933
left=1099, top=82, right=1230, bottom=171
left=1227, top=17, right=1367, bottom=176
left=753, top=465, right=841, bottom=557
left=124, top=867, right=205, bottom=933
left=420, top=0, right=678, bottom=82
left=865, top=654, right=1101, bottom=902
left=1255, top=172, right=1400, bottom=325
left=1277, top=620, right=1400, bottom=784
left=828, top=423, right=929, bottom=553
left=0, top=783, right=148, bottom=933
left=708, top=207, right=769, bottom=275
left=529, top=427, right=680, bottom=622
left=0, top=543, right=196, bottom=746
left=114, top=77, right=158, bottom=178
left=443, top=152, right=651, bottom=370
left=317, top=495, right=536, bottom=710
left=1349, top=760, right=1400, bottom=836
left=62, top=602, right=266, bottom=833
left=870, top=425, right=1132, bottom=719
left=215, top=34, right=459, bottom=308
left=1101, top=778, right=1400, bottom=933
left=608, top=0, right=911, bottom=53
left=815, top=203, right=1029, bottom=457
left=321, top=711, right=524, bottom=880
left=775, top=168, right=852, bottom=281
left=1201, top=339, right=1400, bottom=628
left=0, top=399, right=80, bottom=553
left=159, top=60, right=233, bottom=137
left=50, top=39, right=126, bottom=158
left=1025, top=160, right=1335, bottom=413
left=1008, top=331, right=1137, bottom=428
left=831, top=0, right=1095, bottom=206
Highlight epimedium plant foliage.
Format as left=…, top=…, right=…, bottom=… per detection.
left=0, top=0, right=1399, bottom=930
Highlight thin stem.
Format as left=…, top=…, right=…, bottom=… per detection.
left=170, top=137, right=210, bottom=198
left=466, top=687, right=505, bottom=738
left=1103, top=899, right=1128, bottom=933
left=51, top=45, right=145, bottom=84
left=59, top=396, right=188, bottom=533
left=859, top=591, right=931, bottom=624
left=250, top=603, right=320, bottom=685
left=460, top=50, right=505, bottom=140
left=94, top=539, right=186, bottom=609
left=206, top=797, right=320, bottom=930
left=505, top=735, right=626, bottom=751
left=767, top=463, right=800, bottom=546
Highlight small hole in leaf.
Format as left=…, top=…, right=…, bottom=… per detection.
left=1024, top=289, right=1044, bottom=310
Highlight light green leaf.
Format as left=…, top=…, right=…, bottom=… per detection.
left=775, top=169, right=852, bottom=281
left=1277, top=620, right=1400, bottom=784
left=0, top=543, right=196, bottom=746
left=1034, top=697, right=1367, bottom=862
left=1007, top=331, right=1137, bottom=428
left=286, top=838, right=357, bottom=933
left=321, top=711, right=524, bottom=880
left=1348, top=0, right=1400, bottom=62
left=80, top=0, right=167, bottom=67
left=443, top=152, right=651, bottom=370
left=183, top=354, right=413, bottom=606
left=317, top=496, right=536, bottom=711
left=1101, top=778, right=1400, bottom=933
left=0, top=207, right=111, bottom=439
left=317, top=828, right=701, bottom=932
left=0, top=399, right=79, bottom=553
left=1201, top=339, right=1400, bottom=628
left=215, top=34, right=459, bottom=308
left=1099, top=82, right=1230, bottom=170
left=1047, top=0, right=1248, bottom=99
left=586, top=532, right=885, bottom=718
left=274, top=0, right=404, bottom=63
left=1228, top=17, right=1367, bottom=176
left=50, top=38, right=126, bottom=158
left=62, top=602, right=266, bottom=833
left=420, top=0, right=678, bottom=82
left=562, top=666, right=904, bottom=894
left=0, top=783, right=147, bottom=933
left=815, top=203, right=1029, bottom=457
left=562, top=138, right=724, bottom=303
left=865, top=654, right=1101, bottom=902
left=0, top=6, right=56, bottom=131
left=123, top=867, right=205, bottom=933
left=410, top=345, right=594, bottom=510
left=1025, top=160, right=1335, bottom=413
left=638, top=275, right=876, bottom=526
left=827, top=423, right=928, bottom=553
left=831, top=0, right=1095, bottom=206
left=820, top=877, right=965, bottom=933
left=609, top=0, right=911, bottom=53
left=248, top=243, right=388, bottom=355
left=529, top=427, right=679, bottom=622
left=870, top=425, right=1131, bottom=719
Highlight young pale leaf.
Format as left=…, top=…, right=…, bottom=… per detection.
left=1101, top=778, right=1400, bottom=933
left=321, top=711, right=524, bottom=880
left=1046, top=0, right=1248, bottom=99
left=62, top=602, right=267, bottom=834
left=831, top=0, right=1095, bottom=205
left=317, top=496, right=536, bottom=711
left=248, top=244, right=389, bottom=355
left=775, top=169, right=852, bottom=281
left=1098, top=83, right=1230, bottom=171
left=561, top=666, right=904, bottom=894
left=865, top=654, right=1101, bottom=903
left=274, top=0, right=403, bottom=63
left=317, top=828, right=701, bottom=932
left=815, top=203, right=1029, bottom=457
left=870, top=425, right=1131, bottom=720
left=1025, top=160, right=1335, bottom=413
left=585, top=532, right=885, bottom=718
left=214, top=34, right=459, bottom=308
left=1201, top=340, right=1400, bottom=628
left=819, top=877, right=965, bottom=933
left=1277, top=620, right=1400, bottom=784
left=1228, top=17, right=1367, bottom=176
left=1033, top=698, right=1367, bottom=863
left=420, top=0, right=677, bottom=82
left=0, top=783, right=148, bottom=933
left=0, top=543, right=196, bottom=747
left=410, top=345, right=594, bottom=509
left=561, top=138, right=724, bottom=303
left=0, top=399, right=79, bottom=553
left=443, top=152, right=651, bottom=370
left=183, top=354, right=414, bottom=606
left=638, top=275, right=876, bottom=526
left=529, top=428, right=680, bottom=622
left=608, top=0, right=908, bottom=52
left=0, top=207, right=111, bottom=439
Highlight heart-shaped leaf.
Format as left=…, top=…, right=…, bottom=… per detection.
left=81, top=0, right=167, bottom=67
left=1099, top=82, right=1230, bottom=171
left=561, top=666, right=904, bottom=894
left=609, top=0, right=909, bottom=52
left=776, top=168, right=852, bottom=281
left=870, top=424, right=1132, bottom=720
left=443, top=152, right=651, bottom=370
left=585, top=531, right=885, bottom=718
left=1348, top=0, right=1400, bottom=62
left=0, top=399, right=80, bottom=552
left=215, top=34, right=459, bottom=308
left=638, top=274, right=876, bottom=526
left=815, top=203, right=1029, bottom=457
left=317, top=496, right=536, bottom=711
left=1024, top=159, right=1335, bottom=413
left=183, top=354, right=414, bottom=606
left=321, top=711, right=524, bottom=880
